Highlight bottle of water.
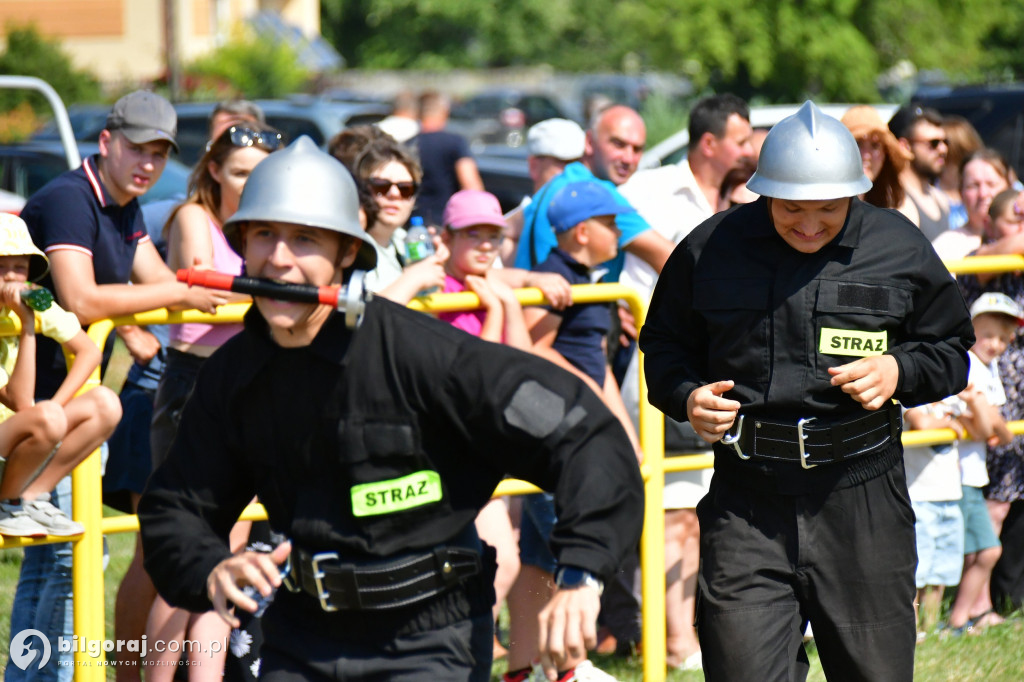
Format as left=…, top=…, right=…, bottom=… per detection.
left=404, top=217, right=439, bottom=294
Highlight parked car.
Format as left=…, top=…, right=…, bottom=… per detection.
left=34, top=96, right=391, bottom=168
left=0, top=141, right=189, bottom=205
left=449, top=89, right=576, bottom=148
left=575, top=72, right=693, bottom=121
left=639, top=103, right=900, bottom=169
left=31, top=103, right=110, bottom=142
left=911, top=83, right=1024, bottom=179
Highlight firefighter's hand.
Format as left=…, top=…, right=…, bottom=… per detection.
left=828, top=355, right=899, bottom=410
left=537, top=585, right=601, bottom=681
left=207, top=540, right=291, bottom=628
left=686, top=380, right=741, bottom=443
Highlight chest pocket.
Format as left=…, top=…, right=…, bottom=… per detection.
left=326, top=418, right=455, bottom=544
left=813, top=280, right=911, bottom=380
left=693, top=278, right=771, bottom=386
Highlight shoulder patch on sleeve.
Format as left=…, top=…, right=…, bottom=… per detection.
left=504, top=380, right=566, bottom=438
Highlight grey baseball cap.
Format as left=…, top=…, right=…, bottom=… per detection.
left=106, top=90, right=179, bottom=152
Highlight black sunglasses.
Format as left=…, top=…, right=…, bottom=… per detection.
left=912, top=137, right=947, bottom=150
left=228, top=126, right=284, bottom=152
left=367, top=177, right=419, bottom=199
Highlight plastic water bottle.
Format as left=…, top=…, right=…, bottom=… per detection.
left=404, top=217, right=439, bottom=294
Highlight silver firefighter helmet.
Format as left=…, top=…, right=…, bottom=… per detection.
left=223, top=135, right=377, bottom=271
left=747, top=101, right=871, bottom=201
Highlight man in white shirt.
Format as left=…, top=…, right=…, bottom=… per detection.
left=616, top=93, right=754, bottom=671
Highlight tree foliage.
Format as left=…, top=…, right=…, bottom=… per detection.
left=185, top=28, right=310, bottom=99
left=321, top=0, right=1017, bottom=102
left=0, top=24, right=101, bottom=113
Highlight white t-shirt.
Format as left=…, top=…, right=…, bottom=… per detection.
left=960, top=350, right=1007, bottom=487
left=930, top=227, right=981, bottom=264
left=904, top=397, right=964, bottom=503
left=618, top=162, right=715, bottom=299
left=362, top=228, right=408, bottom=294
left=618, top=161, right=716, bottom=509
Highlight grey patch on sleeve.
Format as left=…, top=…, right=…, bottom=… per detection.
left=563, top=405, right=587, bottom=431
left=504, top=380, right=567, bottom=438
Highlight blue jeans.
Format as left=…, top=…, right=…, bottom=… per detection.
left=6, top=475, right=74, bottom=682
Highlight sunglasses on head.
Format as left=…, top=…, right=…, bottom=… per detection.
left=367, top=177, right=419, bottom=199
left=228, top=126, right=284, bottom=152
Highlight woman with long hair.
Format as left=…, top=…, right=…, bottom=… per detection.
left=841, top=106, right=914, bottom=214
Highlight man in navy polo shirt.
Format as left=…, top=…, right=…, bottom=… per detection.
left=11, top=90, right=226, bottom=681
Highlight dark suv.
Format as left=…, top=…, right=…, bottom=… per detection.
left=911, top=83, right=1024, bottom=177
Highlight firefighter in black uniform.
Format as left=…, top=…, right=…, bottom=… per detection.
left=640, top=102, right=975, bottom=682
left=138, top=137, right=644, bottom=682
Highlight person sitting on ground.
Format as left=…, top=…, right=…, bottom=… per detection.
left=0, top=214, right=121, bottom=538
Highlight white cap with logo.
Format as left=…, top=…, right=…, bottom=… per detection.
left=969, top=292, right=1024, bottom=326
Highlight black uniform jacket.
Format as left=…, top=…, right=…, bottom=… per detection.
left=139, top=297, right=644, bottom=613
left=640, top=197, right=974, bottom=491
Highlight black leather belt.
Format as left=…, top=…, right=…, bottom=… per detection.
left=721, top=405, right=901, bottom=468
left=284, top=546, right=481, bottom=612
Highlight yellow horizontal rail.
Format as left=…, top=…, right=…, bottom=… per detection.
left=943, top=254, right=1024, bottom=275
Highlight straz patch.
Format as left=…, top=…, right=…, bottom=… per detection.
left=351, top=470, right=443, bottom=517
left=819, top=327, right=888, bottom=357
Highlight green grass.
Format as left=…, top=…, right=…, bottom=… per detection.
left=2, top=525, right=1023, bottom=681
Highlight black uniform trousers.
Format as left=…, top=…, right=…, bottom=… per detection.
left=695, top=442, right=917, bottom=682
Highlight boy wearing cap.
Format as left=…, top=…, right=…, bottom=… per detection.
left=943, top=293, right=1019, bottom=633
left=504, top=181, right=641, bottom=682
left=903, top=292, right=1017, bottom=637
left=12, top=90, right=226, bottom=681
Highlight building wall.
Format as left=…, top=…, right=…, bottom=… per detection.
left=0, top=0, right=321, bottom=86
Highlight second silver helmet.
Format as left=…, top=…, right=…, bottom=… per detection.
left=747, top=101, right=872, bottom=201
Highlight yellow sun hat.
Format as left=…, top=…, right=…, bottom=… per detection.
left=0, top=213, right=49, bottom=281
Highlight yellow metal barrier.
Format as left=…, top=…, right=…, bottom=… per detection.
left=3, top=249, right=1018, bottom=680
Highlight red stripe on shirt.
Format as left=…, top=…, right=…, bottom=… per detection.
left=82, top=158, right=106, bottom=207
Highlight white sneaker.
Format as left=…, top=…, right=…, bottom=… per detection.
left=0, top=501, right=48, bottom=537
left=23, top=494, right=84, bottom=536
left=530, top=660, right=619, bottom=682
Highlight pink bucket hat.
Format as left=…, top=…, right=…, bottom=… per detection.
left=442, top=190, right=507, bottom=230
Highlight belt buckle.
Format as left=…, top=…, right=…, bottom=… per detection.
left=280, top=551, right=301, bottom=593
left=797, top=417, right=817, bottom=469
left=310, top=551, right=340, bottom=612
left=720, top=414, right=749, bottom=460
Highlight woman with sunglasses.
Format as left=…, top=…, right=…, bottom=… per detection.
left=352, top=136, right=450, bottom=303
left=145, top=124, right=284, bottom=680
